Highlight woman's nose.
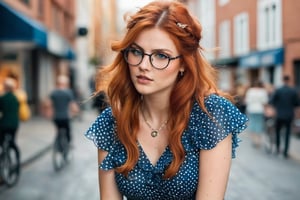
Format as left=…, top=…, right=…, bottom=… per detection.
left=138, top=54, right=152, bottom=70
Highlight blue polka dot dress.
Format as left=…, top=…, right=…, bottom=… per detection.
left=85, top=94, right=248, bottom=200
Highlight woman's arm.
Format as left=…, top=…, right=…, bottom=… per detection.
left=195, top=134, right=232, bottom=200
left=98, top=149, right=122, bottom=200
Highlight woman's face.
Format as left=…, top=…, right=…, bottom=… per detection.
left=127, top=28, right=183, bottom=98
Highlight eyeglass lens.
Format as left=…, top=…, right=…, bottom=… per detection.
left=124, top=48, right=171, bottom=69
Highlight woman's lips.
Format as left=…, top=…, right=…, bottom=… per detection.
left=136, top=75, right=153, bottom=84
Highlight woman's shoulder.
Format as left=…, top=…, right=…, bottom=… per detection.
left=193, top=93, right=246, bottom=121
left=85, top=107, right=116, bottom=151
left=201, top=93, right=236, bottom=113
left=187, top=94, right=248, bottom=157
left=93, top=107, right=115, bottom=128
left=204, top=93, right=230, bottom=104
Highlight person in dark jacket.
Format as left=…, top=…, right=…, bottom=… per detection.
left=0, top=78, right=20, bottom=158
left=270, top=75, right=300, bottom=158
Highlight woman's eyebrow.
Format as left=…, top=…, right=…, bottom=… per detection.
left=153, top=48, right=173, bottom=53
left=132, top=42, right=173, bottom=54
left=131, top=43, right=143, bottom=50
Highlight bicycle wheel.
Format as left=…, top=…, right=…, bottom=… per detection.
left=0, top=145, right=20, bottom=187
left=52, top=131, right=70, bottom=171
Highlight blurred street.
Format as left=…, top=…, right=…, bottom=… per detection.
left=226, top=132, right=300, bottom=200
left=0, top=109, right=299, bottom=200
left=0, top=109, right=99, bottom=200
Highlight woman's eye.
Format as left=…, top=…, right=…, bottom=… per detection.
left=130, top=48, right=143, bottom=56
left=154, top=52, right=169, bottom=60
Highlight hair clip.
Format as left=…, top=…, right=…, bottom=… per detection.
left=176, top=22, right=188, bottom=29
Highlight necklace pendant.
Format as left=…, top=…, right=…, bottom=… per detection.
left=151, top=130, right=158, bottom=137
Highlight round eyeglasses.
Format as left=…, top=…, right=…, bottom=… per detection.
left=122, top=47, right=181, bottom=70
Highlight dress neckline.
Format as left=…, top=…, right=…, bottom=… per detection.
left=137, top=141, right=170, bottom=168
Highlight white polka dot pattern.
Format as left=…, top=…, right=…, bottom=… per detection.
left=84, top=94, right=248, bottom=200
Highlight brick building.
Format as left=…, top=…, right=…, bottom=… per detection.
left=187, top=0, right=300, bottom=93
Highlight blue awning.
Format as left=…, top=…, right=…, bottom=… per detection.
left=67, top=48, right=76, bottom=60
left=0, top=1, right=47, bottom=49
left=239, top=47, right=284, bottom=68
left=47, top=31, right=76, bottom=60
left=212, top=57, right=239, bottom=67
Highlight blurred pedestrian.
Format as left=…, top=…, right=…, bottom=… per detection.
left=234, top=83, right=247, bottom=114
left=49, top=75, right=79, bottom=145
left=7, top=73, right=31, bottom=121
left=245, top=80, right=268, bottom=148
left=269, top=75, right=300, bottom=158
left=0, top=78, right=20, bottom=159
left=85, top=1, right=248, bottom=199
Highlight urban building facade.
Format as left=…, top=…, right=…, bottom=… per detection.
left=0, top=0, right=76, bottom=114
left=74, top=0, right=118, bottom=101
left=187, top=0, right=300, bottom=93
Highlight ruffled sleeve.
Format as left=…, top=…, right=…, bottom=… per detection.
left=85, top=107, right=116, bottom=152
left=85, top=107, right=127, bottom=170
left=189, top=94, right=248, bottom=158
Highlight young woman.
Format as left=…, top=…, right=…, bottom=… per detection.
left=85, top=1, right=248, bottom=199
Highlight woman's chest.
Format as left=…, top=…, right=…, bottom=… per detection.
left=115, top=148, right=200, bottom=200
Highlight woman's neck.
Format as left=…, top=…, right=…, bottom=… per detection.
left=142, top=96, right=169, bottom=124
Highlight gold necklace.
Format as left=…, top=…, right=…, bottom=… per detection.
left=141, top=109, right=168, bottom=137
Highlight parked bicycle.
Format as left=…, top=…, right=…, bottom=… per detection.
left=52, top=127, right=72, bottom=171
left=0, top=134, right=20, bottom=187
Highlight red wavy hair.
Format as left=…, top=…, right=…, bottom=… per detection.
left=97, top=1, right=229, bottom=178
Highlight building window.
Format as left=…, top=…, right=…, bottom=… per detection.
left=257, top=0, right=282, bottom=49
left=198, top=0, right=216, bottom=60
left=234, top=12, right=249, bottom=55
left=219, top=0, right=229, bottom=6
left=218, top=20, right=231, bottom=58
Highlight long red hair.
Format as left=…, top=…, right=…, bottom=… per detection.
left=97, top=1, right=229, bottom=178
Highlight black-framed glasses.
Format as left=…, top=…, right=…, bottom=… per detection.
left=122, top=47, right=181, bottom=70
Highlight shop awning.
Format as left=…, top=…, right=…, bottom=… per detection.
left=47, top=31, right=76, bottom=60
left=67, top=48, right=76, bottom=60
left=0, top=1, right=47, bottom=49
left=239, top=47, right=284, bottom=68
left=212, top=57, right=239, bottom=67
